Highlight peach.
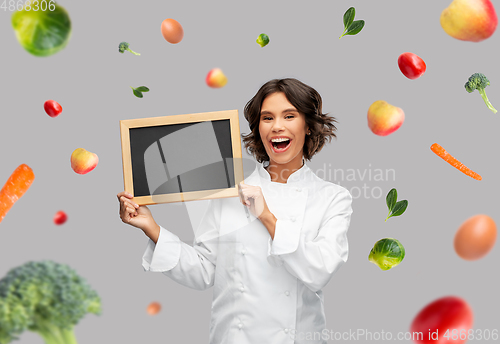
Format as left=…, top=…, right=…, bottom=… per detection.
left=206, top=68, right=228, bottom=88
left=71, top=148, right=98, bottom=174
left=440, top=0, right=498, bottom=42
left=367, top=100, right=405, bottom=136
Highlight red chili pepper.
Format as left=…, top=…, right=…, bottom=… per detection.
left=398, top=52, right=426, bottom=80
left=44, top=100, right=63, bottom=117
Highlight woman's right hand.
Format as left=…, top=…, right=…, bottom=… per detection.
left=117, top=192, right=160, bottom=241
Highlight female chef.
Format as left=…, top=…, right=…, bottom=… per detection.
left=117, top=78, right=353, bottom=344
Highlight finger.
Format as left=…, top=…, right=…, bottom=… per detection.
left=121, top=212, right=131, bottom=223
left=125, top=203, right=136, bottom=213
left=126, top=202, right=139, bottom=214
left=121, top=197, right=139, bottom=209
left=238, top=184, right=245, bottom=204
left=121, top=194, right=135, bottom=203
left=117, top=191, right=134, bottom=200
left=241, top=193, right=251, bottom=206
left=124, top=199, right=139, bottom=209
left=119, top=197, right=129, bottom=211
left=123, top=211, right=137, bottom=222
left=117, top=192, right=127, bottom=200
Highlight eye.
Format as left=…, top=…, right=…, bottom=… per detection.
left=261, top=116, right=272, bottom=121
left=285, top=114, right=295, bottom=119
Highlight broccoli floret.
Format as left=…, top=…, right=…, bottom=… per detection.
left=464, top=73, right=497, bottom=113
left=0, top=260, right=101, bottom=344
left=118, top=41, right=140, bottom=55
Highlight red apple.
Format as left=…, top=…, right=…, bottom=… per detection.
left=440, top=0, right=498, bottom=42
left=71, top=148, right=98, bottom=174
left=367, top=100, right=405, bottom=136
left=206, top=68, right=228, bottom=88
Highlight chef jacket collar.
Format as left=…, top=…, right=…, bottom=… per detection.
left=258, top=157, right=310, bottom=185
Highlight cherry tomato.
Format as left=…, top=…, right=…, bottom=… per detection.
left=410, top=296, right=473, bottom=344
left=53, top=210, right=67, bottom=225
left=398, top=52, right=426, bottom=80
left=44, top=100, right=63, bottom=117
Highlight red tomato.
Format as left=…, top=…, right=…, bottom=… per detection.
left=44, top=100, right=63, bottom=117
left=410, top=296, right=473, bottom=344
left=53, top=210, right=67, bottom=225
left=398, top=52, right=426, bottom=80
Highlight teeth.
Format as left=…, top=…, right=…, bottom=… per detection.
left=271, top=138, right=290, bottom=142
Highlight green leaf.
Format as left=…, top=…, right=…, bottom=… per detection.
left=343, top=7, right=355, bottom=30
left=132, top=89, right=143, bottom=98
left=386, top=188, right=397, bottom=212
left=135, top=86, right=149, bottom=92
left=342, top=20, right=365, bottom=37
left=390, top=200, right=408, bottom=218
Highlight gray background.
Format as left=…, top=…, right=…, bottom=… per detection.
left=1, top=0, right=499, bottom=343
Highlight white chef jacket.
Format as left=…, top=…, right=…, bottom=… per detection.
left=142, top=159, right=353, bottom=344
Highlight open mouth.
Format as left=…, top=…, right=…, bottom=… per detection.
left=270, top=138, right=291, bottom=152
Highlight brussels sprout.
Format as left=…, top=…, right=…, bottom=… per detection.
left=11, top=2, right=71, bottom=57
left=256, top=33, right=270, bottom=47
left=368, top=238, right=405, bottom=271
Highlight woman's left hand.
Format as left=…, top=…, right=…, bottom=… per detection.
left=238, top=182, right=271, bottom=220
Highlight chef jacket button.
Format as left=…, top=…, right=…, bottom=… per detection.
left=285, top=291, right=290, bottom=296
left=241, top=249, right=246, bottom=255
left=296, top=187, right=302, bottom=192
left=240, top=286, right=245, bottom=292
left=290, top=216, right=296, bottom=222
left=238, top=323, right=243, bottom=329
left=284, top=328, right=289, bottom=333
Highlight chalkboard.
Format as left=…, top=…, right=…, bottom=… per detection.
left=120, top=110, right=244, bottom=205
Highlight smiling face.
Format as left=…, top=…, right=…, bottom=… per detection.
left=259, top=92, right=309, bottom=169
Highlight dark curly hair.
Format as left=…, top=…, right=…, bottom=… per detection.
left=242, top=78, right=337, bottom=163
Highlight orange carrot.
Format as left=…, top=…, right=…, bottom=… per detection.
left=0, top=164, right=35, bottom=223
left=430, top=143, right=482, bottom=181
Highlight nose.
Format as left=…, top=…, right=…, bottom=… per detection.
left=272, top=118, right=284, bottom=132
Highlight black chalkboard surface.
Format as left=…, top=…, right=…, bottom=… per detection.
left=120, top=110, right=244, bottom=205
